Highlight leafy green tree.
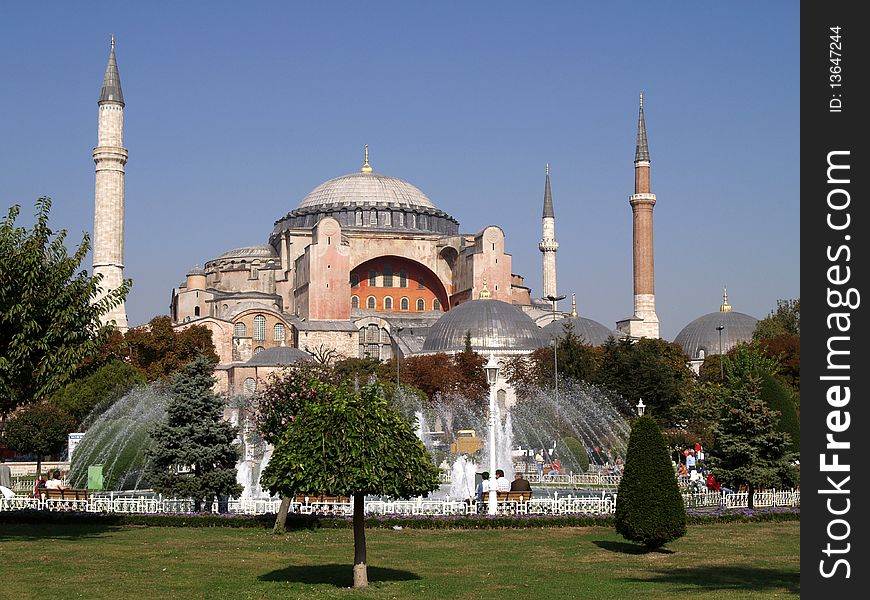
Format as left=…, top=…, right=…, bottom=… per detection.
left=708, top=376, right=797, bottom=508
left=0, top=198, right=128, bottom=418
left=145, top=356, right=241, bottom=511
left=671, top=381, right=730, bottom=447
left=124, top=315, right=218, bottom=381
left=261, top=382, right=440, bottom=589
left=594, top=337, right=694, bottom=425
left=51, top=360, right=145, bottom=427
left=615, top=415, right=686, bottom=550
left=2, top=403, right=77, bottom=475
left=561, top=436, right=589, bottom=472
left=753, top=298, right=800, bottom=341
left=759, top=373, right=800, bottom=454
left=757, top=334, right=800, bottom=391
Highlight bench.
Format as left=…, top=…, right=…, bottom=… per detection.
left=292, top=494, right=350, bottom=504
left=39, top=488, right=90, bottom=501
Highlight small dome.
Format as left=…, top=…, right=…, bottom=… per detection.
left=186, top=266, right=206, bottom=276
left=673, top=311, right=758, bottom=361
left=218, top=245, right=278, bottom=260
left=542, top=316, right=617, bottom=347
left=297, top=171, right=436, bottom=211
left=246, top=347, right=314, bottom=366
left=422, top=299, right=548, bottom=354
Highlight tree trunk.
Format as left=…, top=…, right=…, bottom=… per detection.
left=352, top=492, right=368, bottom=588
left=36, top=457, right=42, bottom=480
left=748, top=483, right=755, bottom=509
left=273, top=496, right=291, bottom=533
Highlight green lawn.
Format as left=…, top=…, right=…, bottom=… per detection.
left=0, top=521, right=799, bottom=600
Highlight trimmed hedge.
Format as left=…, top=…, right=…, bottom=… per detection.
left=0, top=508, right=798, bottom=529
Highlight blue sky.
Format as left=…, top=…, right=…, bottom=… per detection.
left=0, top=2, right=799, bottom=340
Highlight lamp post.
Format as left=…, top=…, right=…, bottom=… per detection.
left=393, top=326, right=405, bottom=389
left=484, top=354, right=500, bottom=515
left=545, top=294, right=567, bottom=403
left=716, top=324, right=725, bottom=380
left=636, top=399, right=645, bottom=417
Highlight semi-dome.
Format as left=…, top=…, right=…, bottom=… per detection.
left=422, top=299, right=549, bottom=354
left=245, top=346, right=314, bottom=367
left=297, top=170, right=436, bottom=211
left=673, top=293, right=758, bottom=361
left=217, top=244, right=278, bottom=260
left=542, top=316, right=617, bottom=347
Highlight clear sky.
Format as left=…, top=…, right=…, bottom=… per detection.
left=0, top=2, right=799, bottom=341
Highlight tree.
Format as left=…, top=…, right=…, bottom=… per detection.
left=753, top=298, right=800, bottom=341
left=759, top=373, right=800, bottom=454
left=145, top=356, right=241, bottom=511
left=757, top=334, right=800, bottom=391
left=594, top=337, right=695, bottom=424
left=124, top=315, right=218, bottom=381
left=0, top=198, right=129, bottom=418
left=51, top=360, right=145, bottom=427
left=670, top=380, right=730, bottom=447
left=562, top=436, right=589, bottom=473
left=615, top=415, right=686, bottom=550
left=261, top=382, right=440, bottom=589
left=708, top=376, right=797, bottom=508
left=2, top=403, right=77, bottom=475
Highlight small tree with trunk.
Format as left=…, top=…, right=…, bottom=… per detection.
left=615, top=415, right=686, bottom=550
left=145, top=356, right=241, bottom=511
left=2, top=403, right=77, bottom=475
left=261, top=382, right=440, bottom=588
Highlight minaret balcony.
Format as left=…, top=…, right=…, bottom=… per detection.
left=538, top=240, right=559, bottom=252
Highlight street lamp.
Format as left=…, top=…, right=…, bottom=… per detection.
left=484, top=353, right=500, bottom=515
left=636, top=399, right=646, bottom=417
left=716, top=324, right=725, bottom=380
left=545, top=294, right=567, bottom=403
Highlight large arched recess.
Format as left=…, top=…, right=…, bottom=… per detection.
left=350, top=255, right=450, bottom=313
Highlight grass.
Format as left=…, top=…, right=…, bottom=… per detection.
left=0, top=521, right=799, bottom=599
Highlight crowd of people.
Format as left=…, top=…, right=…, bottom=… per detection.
left=672, top=443, right=734, bottom=495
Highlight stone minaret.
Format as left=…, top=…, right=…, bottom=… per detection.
left=92, top=36, right=128, bottom=330
left=538, top=162, right=559, bottom=300
left=618, top=92, right=659, bottom=338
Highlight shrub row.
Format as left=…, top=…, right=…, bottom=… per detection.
left=0, top=508, right=798, bottom=529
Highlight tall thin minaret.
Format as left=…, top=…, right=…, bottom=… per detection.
left=92, top=35, right=129, bottom=330
left=618, top=92, right=659, bottom=338
left=539, top=162, right=559, bottom=300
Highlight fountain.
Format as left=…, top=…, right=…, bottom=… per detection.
left=68, top=385, right=170, bottom=490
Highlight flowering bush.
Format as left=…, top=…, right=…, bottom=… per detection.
left=255, top=363, right=340, bottom=443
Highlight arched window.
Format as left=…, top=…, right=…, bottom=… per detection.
left=351, top=295, right=360, bottom=309
left=355, top=209, right=363, bottom=226
left=254, top=346, right=264, bottom=355
left=194, top=306, right=200, bottom=317
left=398, top=212, right=405, bottom=227
left=698, top=349, right=705, bottom=360
left=274, top=323, right=285, bottom=342
left=253, top=315, right=266, bottom=340
left=383, top=297, right=393, bottom=310
left=367, top=296, right=376, bottom=309
left=416, top=298, right=425, bottom=311
left=433, top=299, right=441, bottom=311
left=234, top=322, right=246, bottom=338
left=410, top=214, right=417, bottom=228
left=383, top=265, right=393, bottom=288
left=368, top=270, right=377, bottom=287
left=399, top=271, right=408, bottom=288
left=384, top=211, right=392, bottom=227
left=400, top=297, right=409, bottom=311
left=350, top=274, right=360, bottom=288
left=244, top=378, right=256, bottom=395
left=369, top=209, right=378, bottom=225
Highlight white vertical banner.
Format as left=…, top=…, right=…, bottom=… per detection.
left=67, top=433, right=85, bottom=459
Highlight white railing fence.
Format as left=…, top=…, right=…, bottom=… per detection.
left=0, top=488, right=798, bottom=517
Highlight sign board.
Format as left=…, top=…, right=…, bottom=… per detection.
left=67, top=433, right=85, bottom=459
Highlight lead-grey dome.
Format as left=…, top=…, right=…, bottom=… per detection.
left=297, top=171, right=436, bottom=211
left=246, top=347, right=314, bottom=366
left=542, top=316, right=617, bottom=347
left=422, top=299, right=548, bottom=354
left=217, top=244, right=278, bottom=260
left=673, top=311, right=758, bottom=361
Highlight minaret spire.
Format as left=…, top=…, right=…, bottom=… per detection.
left=360, top=144, right=373, bottom=173
left=571, top=293, right=577, bottom=317
left=617, top=92, right=659, bottom=339
left=92, top=36, right=129, bottom=330
left=539, top=163, right=559, bottom=299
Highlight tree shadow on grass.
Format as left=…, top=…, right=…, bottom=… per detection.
left=259, top=564, right=421, bottom=588
left=592, top=540, right=674, bottom=555
left=624, top=566, right=799, bottom=594
left=0, top=522, right=120, bottom=541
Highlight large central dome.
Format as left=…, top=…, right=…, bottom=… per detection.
left=297, top=170, right=436, bottom=211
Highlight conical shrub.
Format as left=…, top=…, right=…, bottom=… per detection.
left=615, top=415, right=686, bottom=550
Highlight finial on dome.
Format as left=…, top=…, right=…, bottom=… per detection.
left=571, top=293, right=577, bottom=317
left=719, top=287, right=733, bottom=312
left=361, top=144, right=373, bottom=173
left=639, top=90, right=643, bottom=108
left=546, top=161, right=549, bottom=176
left=479, top=275, right=492, bottom=299
left=111, top=33, right=115, bottom=51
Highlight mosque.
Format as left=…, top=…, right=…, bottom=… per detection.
left=90, top=41, right=757, bottom=397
